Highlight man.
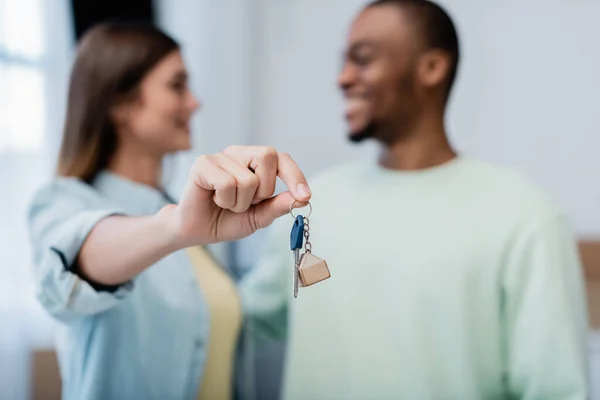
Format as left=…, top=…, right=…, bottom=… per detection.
left=240, top=1, right=589, bottom=398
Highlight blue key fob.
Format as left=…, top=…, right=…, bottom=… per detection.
left=290, top=215, right=304, bottom=250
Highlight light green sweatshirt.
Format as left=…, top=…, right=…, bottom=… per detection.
left=240, top=156, right=589, bottom=400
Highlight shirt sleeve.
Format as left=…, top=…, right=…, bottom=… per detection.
left=27, top=178, right=132, bottom=323
left=238, top=217, right=290, bottom=344
left=502, top=212, right=590, bottom=399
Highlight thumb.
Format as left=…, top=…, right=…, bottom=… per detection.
left=250, top=191, right=308, bottom=230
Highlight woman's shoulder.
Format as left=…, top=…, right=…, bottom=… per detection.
left=27, top=176, right=126, bottom=244
left=29, top=176, right=112, bottom=212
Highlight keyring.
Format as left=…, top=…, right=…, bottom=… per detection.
left=289, top=200, right=312, bottom=219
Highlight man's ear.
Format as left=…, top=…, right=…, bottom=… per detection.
left=417, top=49, right=451, bottom=90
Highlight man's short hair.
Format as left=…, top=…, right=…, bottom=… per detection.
left=367, top=0, right=460, bottom=99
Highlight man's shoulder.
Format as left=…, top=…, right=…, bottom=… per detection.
left=461, top=157, right=564, bottom=224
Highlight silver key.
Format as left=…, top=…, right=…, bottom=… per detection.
left=290, top=210, right=305, bottom=299
left=293, top=248, right=300, bottom=298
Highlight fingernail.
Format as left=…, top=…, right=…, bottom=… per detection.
left=297, top=183, right=311, bottom=198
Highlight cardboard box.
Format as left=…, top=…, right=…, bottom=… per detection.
left=579, top=241, right=600, bottom=282
left=31, top=349, right=60, bottom=400
left=580, top=241, right=600, bottom=329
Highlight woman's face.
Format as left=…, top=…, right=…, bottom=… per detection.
left=115, top=50, right=200, bottom=155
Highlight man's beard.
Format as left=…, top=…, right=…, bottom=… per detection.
left=348, top=120, right=379, bottom=143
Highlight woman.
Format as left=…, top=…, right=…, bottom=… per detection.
left=27, top=22, right=311, bottom=400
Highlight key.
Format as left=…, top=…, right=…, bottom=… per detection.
left=290, top=215, right=304, bottom=298
left=289, top=200, right=330, bottom=295
left=297, top=216, right=331, bottom=287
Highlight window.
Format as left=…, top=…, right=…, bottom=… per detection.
left=0, top=0, right=46, bottom=153
left=0, top=1, right=71, bottom=397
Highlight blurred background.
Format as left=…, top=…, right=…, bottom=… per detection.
left=1, top=0, right=599, bottom=399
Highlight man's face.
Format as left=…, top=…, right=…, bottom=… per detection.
left=338, top=6, right=420, bottom=144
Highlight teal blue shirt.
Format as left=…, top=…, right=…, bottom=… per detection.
left=27, top=171, right=252, bottom=400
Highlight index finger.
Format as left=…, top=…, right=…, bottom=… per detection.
left=276, top=152, right=312, bottom=202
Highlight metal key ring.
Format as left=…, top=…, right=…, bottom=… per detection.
left=289, top=200, right=312, bottom=219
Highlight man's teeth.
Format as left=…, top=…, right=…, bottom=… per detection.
left=346, top=98, right=365, bottom=113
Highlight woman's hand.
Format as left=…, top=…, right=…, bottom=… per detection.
left=168, top=145, right=312, bottom=247
left=68, top=145, right=309, bottom=286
